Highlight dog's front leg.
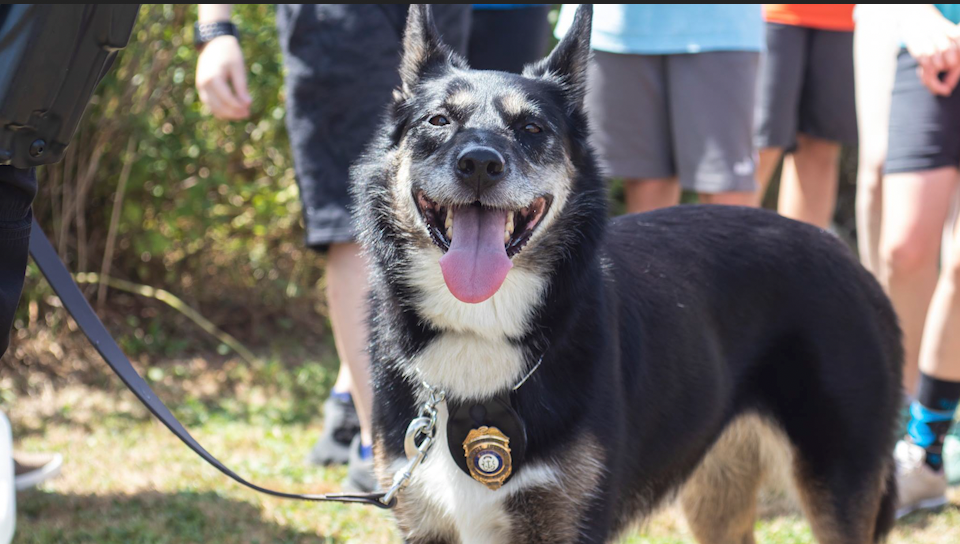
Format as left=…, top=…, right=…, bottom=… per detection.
left=504, top=487, right=610, bottom=544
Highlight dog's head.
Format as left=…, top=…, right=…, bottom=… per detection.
left=354, top=4, right=602, bottom=316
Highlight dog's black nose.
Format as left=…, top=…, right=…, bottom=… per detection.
left=456, top=147, right=505, bottom=194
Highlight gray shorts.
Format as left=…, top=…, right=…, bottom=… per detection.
left=276, top=5, right=470, bottom=249
left=755, top=23, right=857, bottom=150
left=585, top=49, right=759, bottom=194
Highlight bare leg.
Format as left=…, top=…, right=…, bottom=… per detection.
left=853, top=7, right=898, bottom=275
left=624, top=177, right=681, bottom=214
left=777, top=134, right=841, bottom=228
left=699, top=191, right=758, bottom=207
left=326, top=242, right=374, bottom=445
left=919, top=207, right=960, bottom=382
left=880, top=168, right=958, bottom=394
left=755, top=147, right=784, bottom=202
left=856, top=160, right=885, bottom=275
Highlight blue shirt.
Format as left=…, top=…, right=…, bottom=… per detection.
left=935, top=4, right=960, bottom=24
left=555, top=4, right=764, bottom=55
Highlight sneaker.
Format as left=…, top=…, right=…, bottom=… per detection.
left=13, top=451, right=63, bottom=491
left=945, top=435, right=960, bottom=485
left=343, top=434, right=378, bottom=493
left=894, top=440, right=949, bottom=518
left=307, top=394, right=360, bottom=466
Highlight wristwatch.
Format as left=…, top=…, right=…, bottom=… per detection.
left=194, top=21, right=239, bottom=50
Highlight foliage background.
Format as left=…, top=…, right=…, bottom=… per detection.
left=12, top=5, right=328, bottom=363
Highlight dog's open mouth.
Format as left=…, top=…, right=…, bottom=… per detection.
left=415, top=191, right=551, bottom=303
left=415, top=192, right=551, bottom=257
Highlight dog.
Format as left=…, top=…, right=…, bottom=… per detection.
left=350, top=5, right=902, bottom=543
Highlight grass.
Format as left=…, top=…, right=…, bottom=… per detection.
left=5, top=339, right=960, bottom=543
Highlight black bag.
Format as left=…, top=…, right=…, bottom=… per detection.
left=0, top=5, right=139, bottom=169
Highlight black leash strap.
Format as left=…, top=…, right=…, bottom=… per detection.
left=29, top=219, right=393, bottom=509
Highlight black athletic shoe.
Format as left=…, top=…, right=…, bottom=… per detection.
left=307, top=394, right=360, bottom=466
left=343, top=434, right=378, bottom=493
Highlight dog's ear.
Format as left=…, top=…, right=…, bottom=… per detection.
left=398, top=5, right=460, bottom=99
left=523, top=4, right=592, bottom=106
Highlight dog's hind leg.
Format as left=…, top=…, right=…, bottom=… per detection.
left=680, top=414, right=776, bottom=544
left=790, top=456, right=895, bottom=544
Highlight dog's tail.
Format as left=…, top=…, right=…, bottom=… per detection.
left=873, top=463, right=897, bottom=542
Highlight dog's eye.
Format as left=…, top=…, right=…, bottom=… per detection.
left=524, top=123, right=542, bottom=134
left=429, top=115, right=450, bottom=127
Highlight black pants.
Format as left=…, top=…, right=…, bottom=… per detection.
left=467, top=6, right=552, bottom=74
left=0, top=166, right=37, bottom=358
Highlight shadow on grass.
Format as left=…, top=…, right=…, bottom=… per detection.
left=15, top=489, right=340, bottom=544
left=898, top=502, right=960, bottom=528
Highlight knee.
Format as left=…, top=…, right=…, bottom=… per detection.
left=881, top=237, right=937, bottom=281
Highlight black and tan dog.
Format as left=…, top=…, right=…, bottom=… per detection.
left=351, top=5, right=901, bottom=543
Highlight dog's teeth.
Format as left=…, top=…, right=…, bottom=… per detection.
left=505, top=211, right=515, bottom=244
left=445, top=208, right=454, bottom=240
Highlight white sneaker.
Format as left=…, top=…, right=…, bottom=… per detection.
left=894, top=440, right=948, bottom=518
left=12, top=451, right=62, bottom=491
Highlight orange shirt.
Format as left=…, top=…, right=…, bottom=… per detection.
left=763, top=4, right=855, bottom=32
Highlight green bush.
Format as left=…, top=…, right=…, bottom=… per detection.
left=21, top=5, right=326, bottom=352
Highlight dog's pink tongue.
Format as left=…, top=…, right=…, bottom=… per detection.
left=439, top=205, right=512, bottom=303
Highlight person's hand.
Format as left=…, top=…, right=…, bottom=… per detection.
left=196, top=35, right=251, bottom=120
left=901, top=7, right=960, bottom=96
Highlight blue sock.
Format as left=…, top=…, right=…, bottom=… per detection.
left=907, top=374, right=960, bottom=470
left=360, top=443, right=373, bottom=461
left=330, top=390, right=352, bottom=403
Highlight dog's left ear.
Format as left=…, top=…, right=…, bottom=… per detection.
left=398, top=5, right=463, bottom=100
left=523, top=4, right=592, bottom=107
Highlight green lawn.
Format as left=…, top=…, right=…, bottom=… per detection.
left=6, top=349, right=960, bottom=543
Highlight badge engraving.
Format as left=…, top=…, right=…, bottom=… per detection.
left=463, top=426, right=512, bottom=490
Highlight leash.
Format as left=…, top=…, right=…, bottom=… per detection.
left=28, top=219, right=394, bottom=509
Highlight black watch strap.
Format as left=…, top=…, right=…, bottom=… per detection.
left=194, top=21, right=238, bottom=49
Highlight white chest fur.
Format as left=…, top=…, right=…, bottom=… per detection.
left=395, top=403, right=560, bottom=544
left=402, top=250, right=547, bottom=398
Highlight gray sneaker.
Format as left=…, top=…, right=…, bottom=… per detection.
left=307, top=395, right=360, bottom=466
left=894, top=440, right=949, bottom=518
left=343, top=434, right=378, bottom=493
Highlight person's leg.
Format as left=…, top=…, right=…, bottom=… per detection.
left=755, top=23, right=807, bottom=199
left=779, top=28, right=856, bottom=229
left=277, top=4, right=471, bottom=474
left=756, top=148, right=784, bottom=199
left=325, top=242, right=374, bottom=447
left=0, top=167, right=38, bottom=360
left=880, top=168, right=957, bottom=395
left=466, top=6, right=551, bottom=73
left=918, top=206, right=960, bottom=382
left=585, top=51, right=677, bottom=214
left=624, top=177, right=681, bottom=214
left=669, top=51, right=760, bottom=205
left=777, top=135, right=841, bottom=227
left=853, top=5, right=900, bottom=275
left=698, top=191, right=758, bottom=206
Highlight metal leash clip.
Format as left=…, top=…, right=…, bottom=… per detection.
left=381, top=384, right=446, bottom=506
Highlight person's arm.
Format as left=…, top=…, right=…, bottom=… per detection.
left=898, top=4, right=960, bottom=96
left=196, top=4, right=251, bottom=120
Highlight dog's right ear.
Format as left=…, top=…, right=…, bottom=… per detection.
left=397, top=5, right=457, bottom=100
left=523, top=4, right=592, bottom=107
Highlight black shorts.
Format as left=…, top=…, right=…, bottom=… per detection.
left=886, top=49, right=960, bottom=174
left=275, top=5, right=470, bottom=250
left=754, top=23, right=857, bottom=150
left=467, top=6, right=552, bottom=74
